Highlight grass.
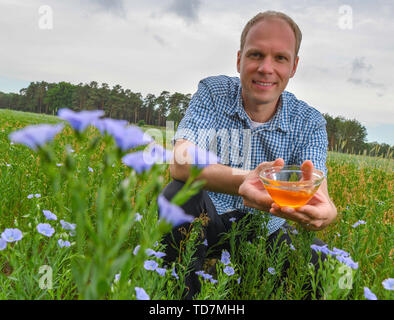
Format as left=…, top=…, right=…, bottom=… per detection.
left=0, top=108, right=393, bottom=300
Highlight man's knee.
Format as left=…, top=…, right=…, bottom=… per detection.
left=161, top=179, right=186, bottom=201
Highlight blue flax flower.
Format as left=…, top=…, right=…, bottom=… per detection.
left=220, top=250, right=231, bottom=265
left=1, top=228, right=23, bottom=242
left=135, top=287, right=150, bottom=300
left=112, top=125, right=153, bottom=151
left=310, top=244, right=333, bottom=256
left=58, top=108, right=104, bottom=132
left=223, top=266, right=235, bottom=276
left=43, top=210, right=57, bottom=220
left=144, top=260, right=159, bottom=271
left=352, top=220, right=366, bottom=228
left=382, top=278, right=394, bottom=291
left=146, top=248, right=166, bottom=259
left=195, top=270, right=213, bottom=280
left=9, top=124, right=64, bottom=151
left=172, top=266, right=179, bottom=280
left=310, top=244, right=358, bottom=269
left=268, top=267, right=276, bottom=275
left=145, top=248, right=156, bottom=256
left=122, top=144, right=173, bottom=173
left=60, top=220, right=76, bottom=231
left=364, top=287, right=377, bottom=300
left=157, top=194, right=194, bottom=227
left=156, top=267, right=166, bottom=277
left=133, top=245, right=140, bottom=256
left=122, top=151, right=155, bottom=174
left=37, top=223, right=55, bottom=237
left=332, top=247, right=350, bottom=257
left=0, top=239, right=7, bottom=250
left=27, top=194, right=34, bottom=199
left=58, top=239, right=71, bottom=248
left=186, top=145, right=220, bottom=169
left=92, top=118, right=128, bottom=135
left=336, top=255, right=358, bottom=270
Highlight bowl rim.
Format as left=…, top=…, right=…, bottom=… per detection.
left=259, top=165, right=324, bottom=189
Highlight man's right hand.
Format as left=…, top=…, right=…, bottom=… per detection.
left=238, top=158, right=285, bottom=212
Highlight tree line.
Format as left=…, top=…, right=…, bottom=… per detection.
left=0, top=81, right=190, bottom=128
left=323, top=113, right=392, bottom=158
left=0, top=81, right=392, bottom=158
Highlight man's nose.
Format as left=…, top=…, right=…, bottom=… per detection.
left=257, top=56, right=274, bottom=73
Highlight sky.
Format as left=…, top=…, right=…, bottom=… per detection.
left=0, top=0, right=393, bottom=145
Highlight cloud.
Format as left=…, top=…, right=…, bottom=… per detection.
left=87, top=0, right=126, bottom=18
left=347, top=57, right=386, bottom=94
left=351, top=57, right=372, bottom=74
left=166, top=0, right=202, bottom=23
left=152, top=34, right=169, bottom=47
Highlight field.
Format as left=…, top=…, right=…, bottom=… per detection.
left=0, top=108, right=392, bottom=300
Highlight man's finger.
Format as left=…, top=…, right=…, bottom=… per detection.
left=273, top=158, right=285, bottom=168
left=258, top=158, right=284, bottom=171
left=301, top=160, right=313, bottom=181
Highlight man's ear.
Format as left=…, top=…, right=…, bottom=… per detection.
left=290, top=56, right=299, bottom=78
left=237, top=50, right=241, bottom=73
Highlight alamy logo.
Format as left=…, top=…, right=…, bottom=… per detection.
left=338, top=5, right=353, bottom=30
left=38, top=5, right=53, bottom=30
left=38, top=265, right=53, bottom=289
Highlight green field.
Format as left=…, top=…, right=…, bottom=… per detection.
left=0, top=108, right=392, bottom=300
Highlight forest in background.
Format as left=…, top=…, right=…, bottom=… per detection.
left=0, top=80, right=392, bottom=158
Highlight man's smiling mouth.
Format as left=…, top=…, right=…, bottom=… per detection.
left=253, top=80, right=276, bottom=87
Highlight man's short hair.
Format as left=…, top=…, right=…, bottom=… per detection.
left=240, top=11, right=302, bottom=57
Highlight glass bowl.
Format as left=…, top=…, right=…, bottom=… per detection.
left=259, top=165, right=324, bottom=208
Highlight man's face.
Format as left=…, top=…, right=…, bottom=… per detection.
left=237, top=18, right=299, bottom=110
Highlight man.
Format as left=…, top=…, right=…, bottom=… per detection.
left=161, top=11, right=337, bottom=299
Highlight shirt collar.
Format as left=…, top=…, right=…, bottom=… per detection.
left=225, top=85, right=291, bottom=133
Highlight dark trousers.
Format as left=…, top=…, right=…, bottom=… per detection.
left=161, top=179, right=328, bottom=299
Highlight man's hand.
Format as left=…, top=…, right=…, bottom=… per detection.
left=238, top=158, right=285, bottom=213
left=269, top=160, right=337, bottom=231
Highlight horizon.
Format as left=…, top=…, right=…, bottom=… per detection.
left=1, top=0, right=393, bottom=145
left=1, top=78, right=392, bottom=147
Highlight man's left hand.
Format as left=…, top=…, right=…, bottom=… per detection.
left=269, top=160, right=337, bottom=231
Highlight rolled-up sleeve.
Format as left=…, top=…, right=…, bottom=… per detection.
left=294, top=115, right=328, bottom=176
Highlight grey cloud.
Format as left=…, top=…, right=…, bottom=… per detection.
left=348, top=77, right=384, bottom=89
left=351, top=57, right=372, bottom=74
left=86, top=0, right=126, bottom=18
left=153, top=34, right=169, bottom=47
left=347, top=57, right=386, bottom=94
left=167, top=0, right=202, bottom=23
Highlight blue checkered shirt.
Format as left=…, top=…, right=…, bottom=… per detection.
left=173, top=75, right=328, bottom=235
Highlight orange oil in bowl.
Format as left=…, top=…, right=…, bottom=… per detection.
left=264, top=185, right=317, bottom=208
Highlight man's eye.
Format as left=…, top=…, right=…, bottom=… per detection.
left=277, top=55, right=288, bottom=61
left=249, top=52, right=262, bottom=58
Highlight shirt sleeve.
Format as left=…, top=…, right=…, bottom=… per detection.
left=172, top=80, right=218, bottom=149
left=293, top=115, right=328, bottom=176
